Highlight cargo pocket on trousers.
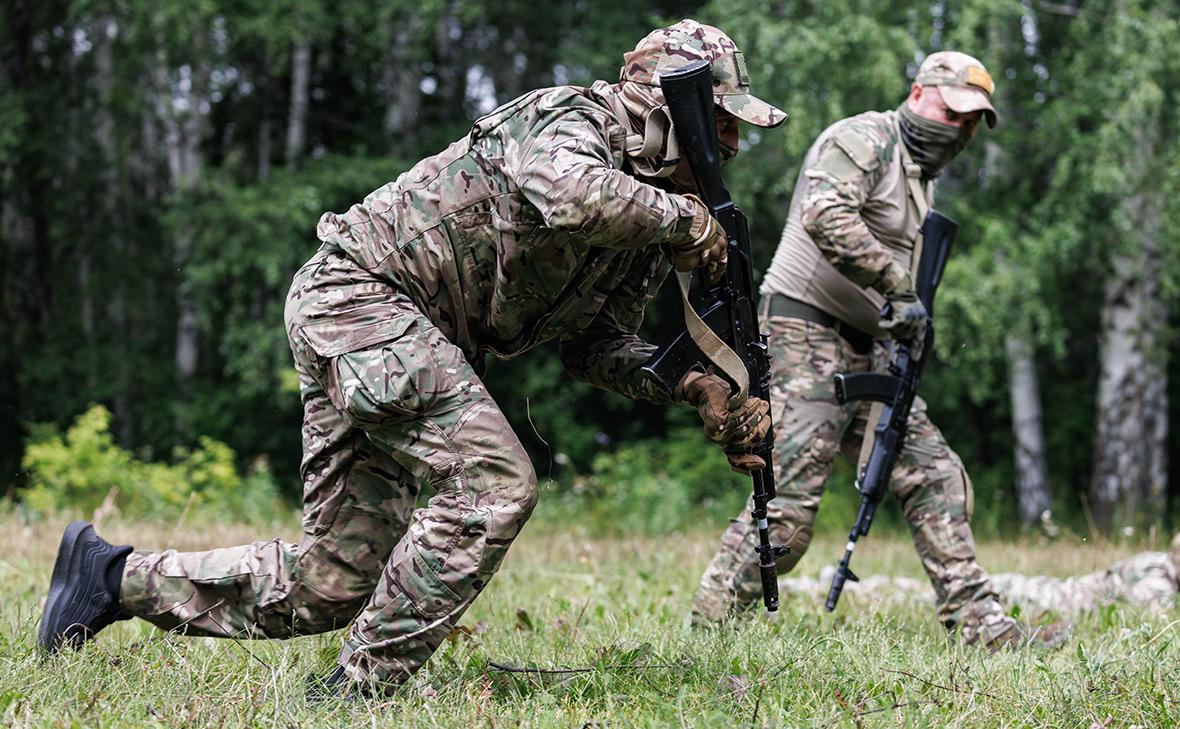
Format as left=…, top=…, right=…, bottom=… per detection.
left=297, top=312, right=420, bottom=422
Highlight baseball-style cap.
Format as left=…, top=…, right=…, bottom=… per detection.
left=915, top=51, right=998, bottom=128
left=620, top=19, right=787, bottom=128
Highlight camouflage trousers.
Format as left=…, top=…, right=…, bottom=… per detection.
left=692, top=315, right=1009, bottom=642
left=121, top=244, right=538, bottom=691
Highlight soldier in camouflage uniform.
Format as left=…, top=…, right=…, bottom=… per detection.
left=991, top=534, right=1180, bottom=618
left=38, top=20, right=786, bottom=694
left=780, top=533, right=1180, bottom=618
left=690, top=52, right=1043, bottom=649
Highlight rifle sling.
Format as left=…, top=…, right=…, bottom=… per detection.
left=674, top=270, right=749, bottom=407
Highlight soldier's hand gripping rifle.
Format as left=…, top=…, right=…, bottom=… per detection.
left=824, top=211, right=957, bottom=612
left=640, top=60, right=789, bottom=612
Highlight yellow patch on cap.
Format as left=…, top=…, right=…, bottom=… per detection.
left=966, top=66, right=994, bottom=95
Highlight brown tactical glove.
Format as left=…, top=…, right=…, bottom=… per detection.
left=677, top=371, right=771, bottom=474
left=669, top=194, right=728, bottom=284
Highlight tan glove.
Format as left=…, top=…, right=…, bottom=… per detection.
left=874, top=263, right=928, bottom=354
left=677, top=371, right=771, bottom=473
left=668, top=194, right=728, bottom=284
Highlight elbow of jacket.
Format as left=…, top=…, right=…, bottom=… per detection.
left=800, top=203, right=829, bottom=241
left=543, top=199, right=597, bottom=234
left=558, top=340, right=589, bottom=378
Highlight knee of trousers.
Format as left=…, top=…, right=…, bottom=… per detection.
left=267, top=512, right=397, bottom=636
left=461, top=441, right=539, bottom=543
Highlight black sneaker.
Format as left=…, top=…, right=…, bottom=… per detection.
left=38, top=521, right=133, bottom=653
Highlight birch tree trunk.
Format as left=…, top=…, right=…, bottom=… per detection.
left=1090, top=108, right=1168, bottom=531
left=151, top=43, right=207, bottom=383
left=1090, top=206, right=1168, bottom=531
left=1005, top=334, right=1052, bottom=526
left=985, top=8, right=1054, bottom=529
left=285, top=39, right=311, bottom=166
left=382, top=13, right=422, bottom=157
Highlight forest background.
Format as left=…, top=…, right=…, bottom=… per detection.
left=2, top=0, right=1178, bottom=539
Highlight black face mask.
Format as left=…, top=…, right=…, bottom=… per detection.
left=897, top=103, right=972, bottom=178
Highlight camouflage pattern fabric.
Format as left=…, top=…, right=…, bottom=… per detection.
left=760, top=110, right=928, bottom=338
left=779, top=551, right=1178, bottom=618
left=991, top=551, right=1178, bottom=618
left=692, top=316, right=1018, bottom=646
left=122, top=246, right=539, bottom=689
left=315, top=82, right=694, bottom=403
left=799, top=112, right=914, bottom=292
left=620, top=19, right=786, bottom=129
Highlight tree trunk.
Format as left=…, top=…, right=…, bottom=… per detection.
left=382, top=13, right=422, bottom=157
left=434, top=2, right=465, bottom=112
left=174, top=58, right=207, bottom=380
left=258, top=116, right=272, bottom=181
left=1005, top=334, right=1052, bottom=527
left=285, top=39, right=311, bottom=166
left=151, top=44, right=206, bottom=382
left=1090, top=214, right=1168, bottom=532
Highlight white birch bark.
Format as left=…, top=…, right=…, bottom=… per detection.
left=285, top=39, right=311, bottom=166
left=1005, top=334, right=1052, bottom=526
left=1090, top=103, right=1168, bottom=531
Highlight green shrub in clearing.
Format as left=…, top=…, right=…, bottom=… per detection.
left=20, top=405, right=287, bottom=522
left=546, top=428, right=749, bottom=534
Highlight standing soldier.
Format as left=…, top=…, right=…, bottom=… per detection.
left=38, top=19, right=784, bottom=695
left=692, top=52, right=1050, bottom=649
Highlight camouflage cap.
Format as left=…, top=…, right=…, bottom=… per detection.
left=915, top=51, right=998, bottom=128
left=621, top=19, right=787, bottom=128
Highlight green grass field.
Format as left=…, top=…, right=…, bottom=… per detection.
left=1, top=514, right=1177, bottom=727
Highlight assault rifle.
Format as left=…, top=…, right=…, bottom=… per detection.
left=640, top=60, right=788, bottom=611
left=824, top=210, right=957, bottom=612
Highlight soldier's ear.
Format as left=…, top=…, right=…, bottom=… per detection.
left=908, top=83, right=923, bottom=106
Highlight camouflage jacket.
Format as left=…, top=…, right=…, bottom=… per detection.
left=316, top=81, right=698, bottom=402
left=761, top=110, right=933, bottom=335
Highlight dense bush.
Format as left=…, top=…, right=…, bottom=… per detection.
left=19, top=405, right=287, bottom=523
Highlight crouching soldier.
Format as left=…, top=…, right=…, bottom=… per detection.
left=38, top=19, right=785, bottom=696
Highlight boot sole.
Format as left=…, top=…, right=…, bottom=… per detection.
left=38, top=520, right=96, bottom=653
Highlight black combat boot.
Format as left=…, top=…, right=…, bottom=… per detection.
left=38, top=521, right=133, bottom=653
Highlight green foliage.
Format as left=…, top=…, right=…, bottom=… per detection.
left=544, top=428, right=748, bottom=535
left=20, top=405, right=286, bottom=522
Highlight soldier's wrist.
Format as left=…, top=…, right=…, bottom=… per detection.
left=669, top=194, right=702, bottom=246
left=675, top=369, right=708, bottom=401
left=873, top=262, right=913, bottom=296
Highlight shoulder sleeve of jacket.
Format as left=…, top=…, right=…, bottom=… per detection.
left=829, top=120, right=892, bottom=173
left=512, top=105, right=697, bottom=249
left=558, top=249, right=675, bottom=403
left=799, top=117, right=900, bottom=290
